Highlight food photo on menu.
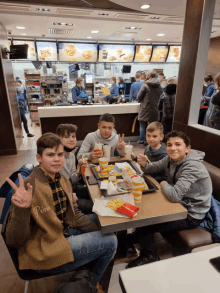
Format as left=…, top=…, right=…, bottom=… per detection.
left=99, top=44, right=135, bottom=62
left=150, top=45, right=169, bottom=63
left=58, top=42, right=98, bottom=62
left=166, top=45, right=181, bottom=62
left=13, top=40, right=36, bottom=60
left=134, top=45, right=152, bottom=62
left=36, top=41, right=57, bottom=61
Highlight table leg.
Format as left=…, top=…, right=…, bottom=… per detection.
left=115, top=230, right=127, bottom=258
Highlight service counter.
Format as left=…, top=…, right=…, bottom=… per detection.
left=38, top=103, right=140, bottom=141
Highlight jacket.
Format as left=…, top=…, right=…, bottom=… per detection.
left=16, top=92, right=27, bottom=110
left=137, top=78, right=163, bottom=122
left=204, top=90, right=220, bottom=130
left=110, top=84, right=119, bottom=97
left=129, top=80, right=144, bottom=101
left=158, top=84, right=177, bottom=119
left=142, top=149, right=212, bottom=219
left=60, top=152, right=79, bottom=186
left=203, top=83, right=215, bottom=104
left=3, top=167, right=98, bottom=270
left=72, top=85, right=88, bottom=103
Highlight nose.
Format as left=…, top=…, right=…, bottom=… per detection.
left=54, top=155, right=60, bottom=161
left=170, top=145, right=176, bottom=151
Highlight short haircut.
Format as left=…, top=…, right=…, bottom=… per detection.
left=147, top=69, right=157, bottom=78
left=141, top=72, right=146, bottom=79
left=164, top=131, right=191, bottom=147
left=159, top=73, right=165, bottom=77
left=214, top=73, right=220, bottom=88
left=99, top=113, right=115, bottom=124
left=75, top=77, right=83, bottom=85
left=167, top=77, right=178, bottom=84
left=37, top=133, right=63, bottom=156
left=135, top=72, right=141, bottom=79
left=111, top=77, right=116, bottom=84
left=147, top=122, right=164, bottom=134
left=204, top=74, right=213, bottom=83
left=56, top=124, right=78, bottom=137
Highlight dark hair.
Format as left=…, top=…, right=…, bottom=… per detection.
left=214, top=73, right=220, bottom=88
left=56, top=124, right=78, bottom=138
left=204, top=74, right=213, bottom=83
left=147, top=122, right=164, bottom=134
left=37, top=133, right=63, bottom=156
left=164, top=131, right=191, bottom=147
left=99, top=113, right=115, bottom=124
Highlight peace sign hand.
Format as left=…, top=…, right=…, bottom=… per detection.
left=6, top=174, right=33, bottom=208
left=118, top=134, right=125, bottom=150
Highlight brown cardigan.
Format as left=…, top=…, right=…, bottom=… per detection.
left=4, top=167, right=99, bottom=270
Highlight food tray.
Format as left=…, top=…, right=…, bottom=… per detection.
left=90, top=160, right=141, bottom=180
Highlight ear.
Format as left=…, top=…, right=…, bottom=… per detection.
left=36, top=154, right=42, bottom=164
left=186, top=145, right=191, bottom=154
left=98, top=123, right=100, bottom=129
left=161, top=134, right=164, bottom=141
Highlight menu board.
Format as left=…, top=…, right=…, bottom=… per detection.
left=150, top=45, right=169, bottom=63
left=99, top=44, right=135, bottom=62
left=134, top=45, right=152, bottom=62
left=13, top=40, right=36, bottom=60
left=36, top=41, right=57, bottom=61
left=58, top=42, right=98, bottom=62
left=166, top=46, right=181, bottom=62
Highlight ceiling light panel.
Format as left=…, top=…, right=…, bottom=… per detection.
left=57, top=8, right=93, bottom=16
left=124, top=27, right=142, bottom=30
left=16, top=26, right=25, bottom=29
left=53, top=23, right=74, bottom=26
left=0, top=4, right=31, bottom=12
left=110, top=32, right=137, bottom=38
left=48, top=28, right=74, bottom=35
left=115, top=13, right=147, bottom=20
left=141, top=4, right=151, bottom=9
left=37, top=8, right=50, bottom=12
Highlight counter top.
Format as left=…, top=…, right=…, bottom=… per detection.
left=38, top=103, right=140, bottom=118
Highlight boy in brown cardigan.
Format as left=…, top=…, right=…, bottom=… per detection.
left=3, top=133, right=117, bottom=291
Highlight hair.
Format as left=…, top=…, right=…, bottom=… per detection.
left=135, top=72, right=141, bottom=79
left=164, top=131, right=191, bottom=147
left=146, top=122, right=164, bottom=134
left=167, top=77, right=178, bottom=84
left=37, top=133, right=63, bottom=156
left=56, top=124, right=78, bottom=138
left=159, top=72, right=165, bottom=77
left=75, top=77, right=83, bottom=85
left=204, top=74, right=213, bottom=83
left=99, top=113, right=115, bottom=124
left=147, top=69, right=157, bottom=78
left=214, top=73, right=220, bottom=88
left=141, top=72, right=146, bottom=80
left=111, top=77, right=116, bottom=84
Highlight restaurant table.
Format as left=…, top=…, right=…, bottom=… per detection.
left=119, top=246, right=220, bottom=293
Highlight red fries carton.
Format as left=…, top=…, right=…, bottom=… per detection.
left=117, top=202, right=139, bottom=217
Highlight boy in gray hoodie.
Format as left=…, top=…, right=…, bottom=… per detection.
left=77, top=113, right=125, bottom=160
left=127, top=130, right=212, bottom=269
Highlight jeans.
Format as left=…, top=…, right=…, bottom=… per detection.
left=37, top=214, right=117, bottom=284
left=139, top=121, right=148, bottom=143
left=19, top=107, right=29, bottom=134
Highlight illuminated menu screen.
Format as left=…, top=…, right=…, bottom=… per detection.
left=36, top=41, right=57, bottom=61
left=99, top=44, right=135, bottom=62
left=58, top=43, right=98, bottom=62
left=13, top=40, right=36, bottom=60
left=166, top=46, right=181, bottom=62
left=134, top=45, right=152, bottom=62
left=150, top=45, right=169, bottom=63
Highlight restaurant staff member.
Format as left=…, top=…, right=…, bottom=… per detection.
left=129, top=72, right=143, bottom=102
left=105, top=77, right=119, bottom=103
left=72, top=77, right=88, bottom=104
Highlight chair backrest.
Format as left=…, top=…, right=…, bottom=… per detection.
left=203, top=161, right=220, bottom=202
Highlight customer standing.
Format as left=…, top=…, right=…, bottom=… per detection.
left=129, top=72, right=143, bottom=102
left=136, top=70, right=163, bottom=145
left=72, top=77, right=88, bottom=104
left=105, top=77, right=119, bottom=103
left=201, top=74, right=215, bottom=105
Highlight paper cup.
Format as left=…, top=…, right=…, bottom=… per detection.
left=132, top=177, right=145, bottom=187
left=125, top=145, right=133, bottom=160
left=134, top=195, right=142, bottom=203
left=100, top=163, right=108, bottom=168
left=103, top=145, right=111, bottom=160
left=99, top=157, right=109, bottom=165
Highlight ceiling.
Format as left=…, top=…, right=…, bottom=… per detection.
left=0, top=0, right=220, bottom=43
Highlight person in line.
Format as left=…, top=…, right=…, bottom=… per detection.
left=132, top=122, right=167, bottom=183
left=129, top=72, right=144, bottom=102
left=135, top=69, right=163, bottom=145
left=201, top=74, right=215, bottom=105
left=72, top=77, right=88, bottom=104
left=127, top=131, right=212, bottom=269
left=157, top=77, right=178, bottom=135
left=105, top=77, right=119, bottom=104
left=16, top=81, right=34, bottom=138
left=4, top=133, right=117, bottom=292
left=158, top=72, right=166, bottom=83
left=205, top=90, right=220, bottom=130
left=161, top=79, right=168, bottom=90
left=140, top=72, right=147, bottom=82
left=56, top=124, right=93, bottom=214
left=77, top=113, right=125, bottom=160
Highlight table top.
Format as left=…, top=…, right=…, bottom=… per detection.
left=119, top=246, right=220, bottom=293
left=84, top=157, right=187, bottom=234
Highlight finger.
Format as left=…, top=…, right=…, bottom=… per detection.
left=121, top=134, right=125, bottom=141
left=118, top=134, right=121, bottom=142
left=139, top=154, right=146, bottom=158
left=12, top=196, right=23, bottom=205
left=18, top=173, right=24, bottom=188
left=27, top=183, right=33, bottom=195
left=6, top=177, right=18, bottom=191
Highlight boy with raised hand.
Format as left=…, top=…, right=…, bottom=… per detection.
left=3, top=133, right=117, bottom=292
left=77, top=113, right=126, bottom=161
left=126, top=131, right=212, bottom=269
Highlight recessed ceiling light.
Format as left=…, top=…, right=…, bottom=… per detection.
left=141, top=4, right=151, bottom=9
left=87, top=37, right=92, bottom=39
left=16, top=26, right=25, bottom=29
left=99, top=13, right=109, bottom=16
left=146, top=38, right=152, bottom=40
left=150, top=16, right=160, bottom=19
left=21, top=33, right=27, bottom=35
left=124, top=27, right=142, bottom=30
left=53, top=22, right=74, bottom=26
left=157, top=33, right=165, bottom=36
left=37, top=8, right=50, bottom=12
left=91, top=30, right=99, bottom=33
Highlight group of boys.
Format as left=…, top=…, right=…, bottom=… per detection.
left=3, top=113, right=212, bottom=292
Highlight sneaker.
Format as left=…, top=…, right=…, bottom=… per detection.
left=134, top=140, right=144, bottom=145
left=126, top=252, right=159, bottom=269
left=27, top=133, right=35, bottom=137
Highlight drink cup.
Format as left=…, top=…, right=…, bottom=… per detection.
left=125, top=145, right=133, bottom=160
left=98, top=157, right=109, bottom=166
left=102, top=49, right=108, bottom=59
left=132, top=177, right=145, bottom=203
left=103, top=145, right=111, bottom=160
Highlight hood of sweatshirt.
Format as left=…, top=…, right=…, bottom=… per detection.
left=164, top=84, right=177, bottom=96
left=169, top=149, right=205, bottom=168
left=145, top=78, right=161, bottom=89
left=145, top=142, right=167, bottom=158
left=94, top=129, right=117, bottom=142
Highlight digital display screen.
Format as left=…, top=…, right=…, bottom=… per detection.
left=36, top=41, right=57, bottom=61
left=13, top=40, right=36, bottom=60
left=134, top=45, right=152, bottom=62
left=166, top=46, right=181, bottom=62
left=150, top=45, right=169, bottom=63
left=99, top=44, right=135, bottom=63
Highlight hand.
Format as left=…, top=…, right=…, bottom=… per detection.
left=160, top=181, right=167, bottom=186
left=118, top=134, right=125, bottom=150
left=6, top=174, right=32, bottom=208
left=90, top=149, right=103, bottom=159
left=131, top=153, right=136, bottom=160
left=137, top=154, right=147, bottom=168
left=72, top=193, right=78, bottom=203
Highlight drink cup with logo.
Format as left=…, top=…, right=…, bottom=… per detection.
left=125, top=145, right=133, bottom=160
left=132, top=177, right=145, bottom=203
left=99, top=157, right=109, bottom=176
left=103, top=145, right=111, bottom=160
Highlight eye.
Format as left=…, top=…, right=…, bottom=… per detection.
left=59, top=153, right=64, bottom=157
left=48, top=154, right=54, bottom=157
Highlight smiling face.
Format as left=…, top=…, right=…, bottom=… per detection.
left=146, top=130, right=164, bottom=149
left=61, top=132, right=77, bottom=150
left=36, top=144, right=64, bottom=178
left=166, top=137, right=191, bottom=163
left=98, top=121, right=115, bottom=139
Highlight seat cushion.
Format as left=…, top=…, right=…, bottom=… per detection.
left=178, top=228, right=213, bottom=249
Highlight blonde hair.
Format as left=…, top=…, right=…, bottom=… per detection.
left=75, top=77, right=83, bottom=85
left=167, top=77, right=178, bottom=84
left=147, top=122, right=164, bottom=134
left=214, top=73, right=220, bottom=89
left=111, top=77, right=116, bottom=84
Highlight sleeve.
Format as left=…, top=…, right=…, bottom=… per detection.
left=157, top=95, right=164, bottom=111
left=112, top=85, right=119, bottom=97
left=70, top=165, right=80, bottom=186
left=142, top=156, right=167, bottom=175
left=205, top=86, right=215, bottom=98
left=73, top=203, right=99, bottom=232
left=161, top=165, right=201, bottom=203
left=72, top=87, right=81, bottom=102
left=137, top=84, right=147, bottom=102
left=211, top=93, right=220, bottom=106
left=77, top=134, right=93, bottom=160
left=129, top=84, right=134, bottom=101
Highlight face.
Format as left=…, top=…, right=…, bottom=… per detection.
left=166, top=137, right=191, bottom=163
left=61, top=132, right=77, bottom=149
left=37, top=144, right=64, bottom=177
left=146, top=130, right=164, bottom=149
left=98, top=121, right=115, bottom=139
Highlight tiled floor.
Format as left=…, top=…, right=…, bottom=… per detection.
left=0, top=119, right=174, bottom=293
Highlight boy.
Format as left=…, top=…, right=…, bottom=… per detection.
left=56, top=124, right=93, bottom=214
left=132, top=122, right=167, bottom=182
left=77, top=113, right=125, bottom=160
left=127, top=131, right=212, bottom=269
left=4, top=133, right=117, bottom=291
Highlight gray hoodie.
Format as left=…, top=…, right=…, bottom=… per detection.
left=142, top=149, right=212, bottom=219
left=77, top=129, right=125, bottom=160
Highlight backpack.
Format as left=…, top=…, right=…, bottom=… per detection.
left=0, top=164, right=34, bottom=224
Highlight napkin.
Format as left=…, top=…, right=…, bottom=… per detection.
left=94, top=142, right=103, bottom=150
left=100, top=181, right=108, bottom=190
left=107, top=182, right=117, bottom=195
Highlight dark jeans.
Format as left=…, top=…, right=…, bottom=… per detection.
left=135, top=215, right=204, bottom=255
left=75, top=185, right=93, bottom=214
left=139, top=121, right=149, bottom=143
left=161, top=117, right=173, bottom=135
left=19, top=107, right=29, bottom=134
